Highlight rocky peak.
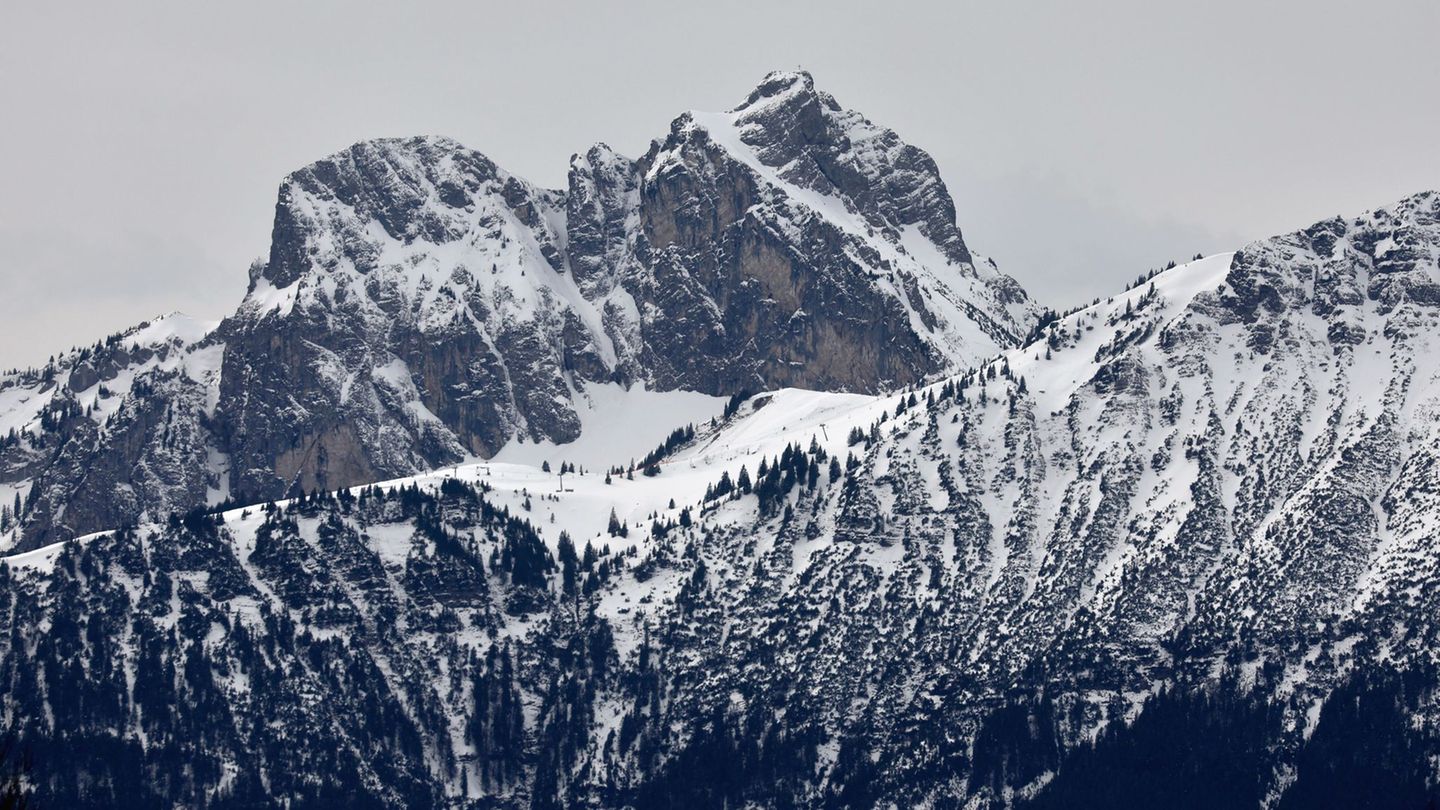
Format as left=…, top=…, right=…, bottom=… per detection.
left=730, top=69, right=975, bottom=267
left=2, top=71, right=1041, bottom=550
left=1216, top=190, right=1440, bottom=336
left=734, top=69, right=820, bottom=111
left=259, top=136, right=564, bottom=291
left=637, top=72, right=1034, bottom=375
left=565, top=142, right=640, bottom=292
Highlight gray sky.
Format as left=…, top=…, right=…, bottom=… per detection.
left=3, top=0, right=1438, bottom=370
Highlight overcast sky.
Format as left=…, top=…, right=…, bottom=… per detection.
left=3, top=0, right=1438, bottom=370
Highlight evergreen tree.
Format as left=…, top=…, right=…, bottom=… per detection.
left=557, top=532, right=578, bottom=596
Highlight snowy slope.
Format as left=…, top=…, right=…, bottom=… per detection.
left=4, top=193, right=1440, bottom=807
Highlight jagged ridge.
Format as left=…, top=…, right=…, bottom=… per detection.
left=0, top=71, right=1036, bottom=552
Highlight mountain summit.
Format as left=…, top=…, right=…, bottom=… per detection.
left=0, top=72, right=1036, bottom=550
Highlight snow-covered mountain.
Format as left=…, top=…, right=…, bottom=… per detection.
left=3, top=191, right=1439, bottom=807
left=0, top=314, right=225, bottom=551
left=0, top=70, right=1035, bottom=552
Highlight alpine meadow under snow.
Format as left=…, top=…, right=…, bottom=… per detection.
left=2, top=70, right=1440, bottom=808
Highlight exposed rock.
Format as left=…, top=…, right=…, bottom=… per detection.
left=1, top=72, right=1036, bottom=550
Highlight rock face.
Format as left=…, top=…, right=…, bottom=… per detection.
left=0, top=315, right=225, bottom=550
left=623, top=71, right=1031, bottom=393
left=0, top=71, right=1035, bottom=551
left=214, top=136, right=605, bottom=502
left=4, top=193, right=1440, bottom=808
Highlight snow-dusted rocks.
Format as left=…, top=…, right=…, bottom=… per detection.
left=633, top=71, right=1033, bottom=391
left=0, top=72, right=1036, bottom=551
left=0, top=313, right=224, bottom=550
left=218, top=135, right=610, bottom=503
left=5, top=192, right=1440, bottom=806
left=215, top=70, right=1038, bottom=504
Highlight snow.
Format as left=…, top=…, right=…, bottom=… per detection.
left=426, top=386, right=884, bottom=550
left=0, top=379, right=889, bottom=577
left=2, top=532, right=91, bottom=572
left=244, top=276, right=299, bottom=318
left=1008, top=252, right=1236, bottom=417
left=126, top=312, right=217, bottom=351
left=0, top=380, right=51, bottom=436
left=372, top=358, right=415, bottom=389
left=367, top=522, right=419, bottom=569
left=492, top=382, right=726, bottom=470
left=205, top=447, right=232, bottom=507
left=0, top=312, right=224, bottom=440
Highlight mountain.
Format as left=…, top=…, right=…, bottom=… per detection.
left=0, top=70, right=1035, bottom=553
left=3, top=191, right=1439, bottom=807
left=0, top=314, right=224, bottom=553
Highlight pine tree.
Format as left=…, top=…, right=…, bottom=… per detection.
left=557, top=532, right=578, bottom=596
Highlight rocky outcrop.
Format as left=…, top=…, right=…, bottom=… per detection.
left=0, top=316, right=225, bottom=549
left=624, top=71, right=1032, bottom=393
left=0, top=71, right=1037, bottom=550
